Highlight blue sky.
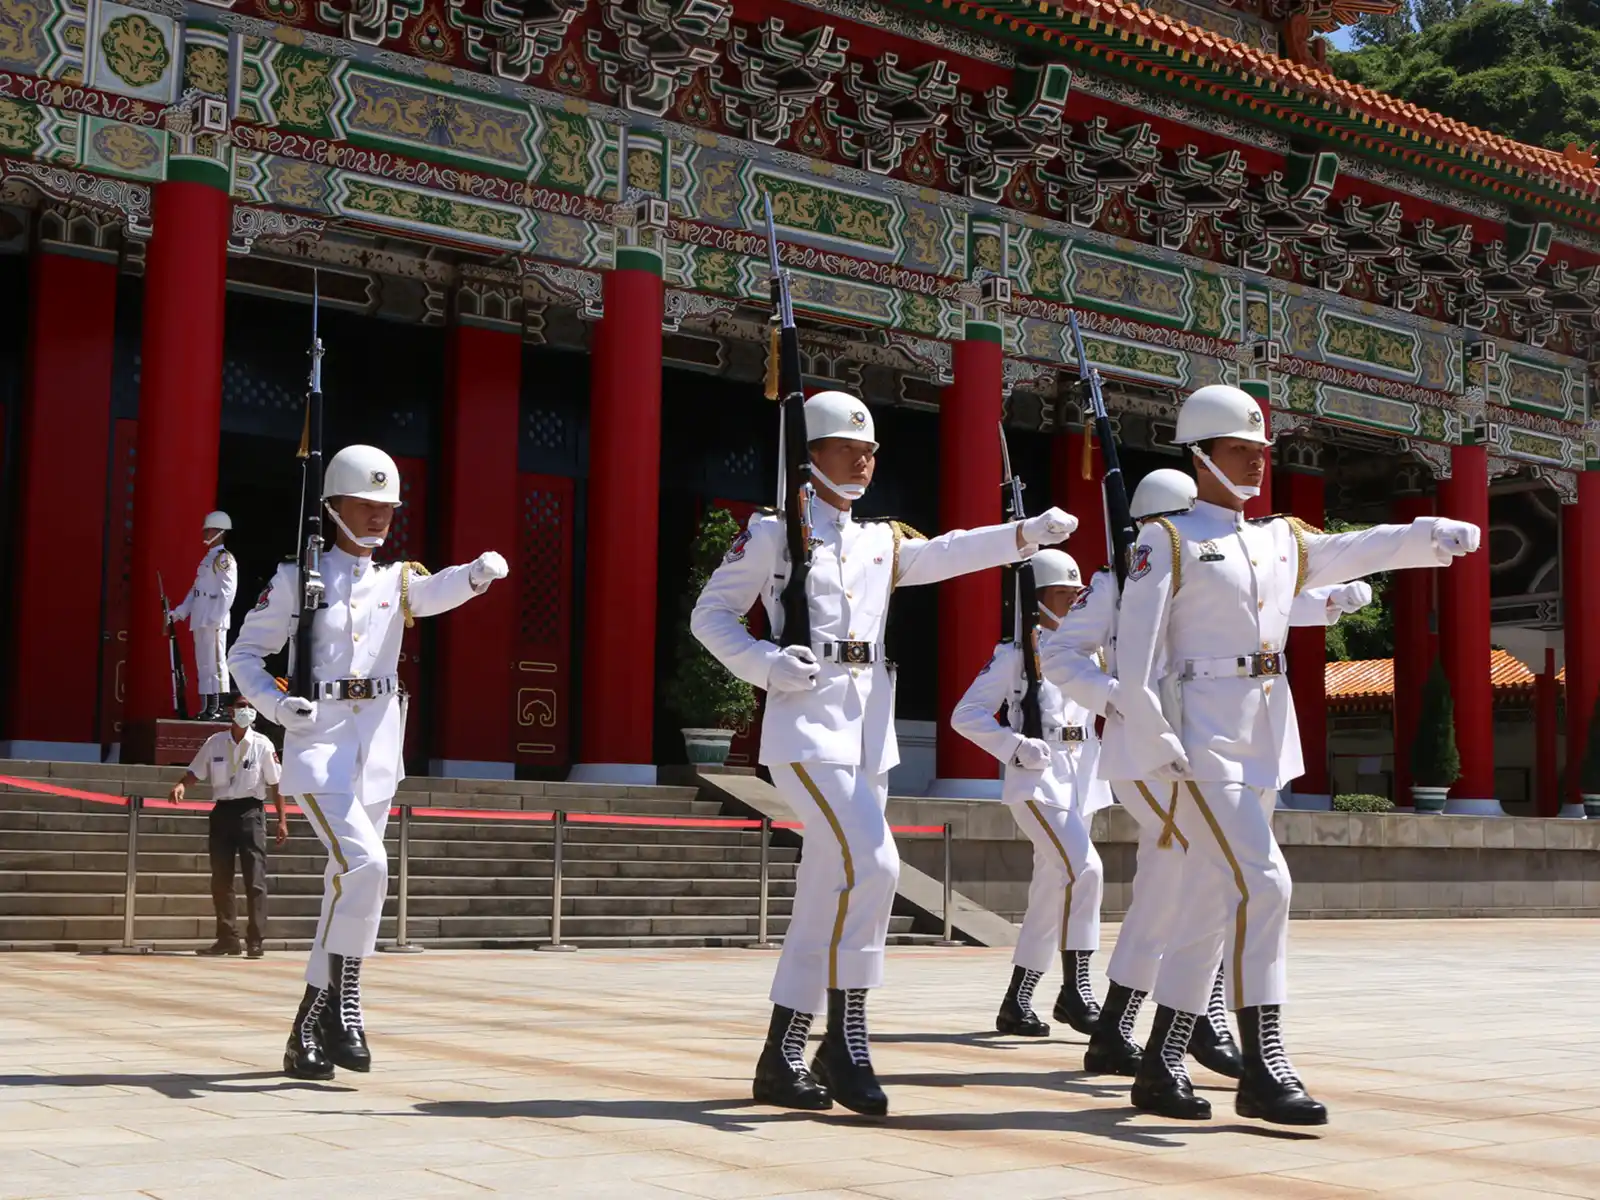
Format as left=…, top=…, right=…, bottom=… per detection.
left=1327, top=27, right=1358, bottom=50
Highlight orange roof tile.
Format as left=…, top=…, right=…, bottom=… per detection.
left=1326, top=649, right=1543, bottom=703
left=1032, top=0, right=1600, bottom=201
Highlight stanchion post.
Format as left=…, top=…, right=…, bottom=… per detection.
left=381, top=802, right=424, bottom=954
left=103, top=795, right=152, bottom=955
left=744, top=816, right=778, bottom=950
left=537, top=809, right=577, bottom=953
left=934, top=821, right=960, bottom=946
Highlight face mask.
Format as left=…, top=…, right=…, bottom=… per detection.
left=325, top=502, right=387, bottom=549
left=1192, top=446, right=1261, bottom=502
left=810, top=465, right=867, bottom=502
left=233, top=707, right=256, bottom=728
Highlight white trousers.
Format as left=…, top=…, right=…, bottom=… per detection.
left=1153, top=781, right=1290, bottom=1015
left=1010, top=799, right=1102, bottom=973
left=769, top=763, right=898, bottom=1016
left=1107, top=779, right=1190, bottom=993
left=299, top=792, right=392, bottom=988
left=193, top=626, right=228, bottom=694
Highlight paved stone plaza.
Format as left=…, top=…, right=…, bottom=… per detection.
left=2, top=920, right=1598, bottom=1200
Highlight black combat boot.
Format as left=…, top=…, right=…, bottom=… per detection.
left=1083, top=982, right=1145, bottom=1076
left=811, top=988, right=888, bottom=1117
left=1189, top=965, right=1244, bottom=1079
left=1131, top=1005, right=1211, bottom=1120
left=752, top=1005, right=831, bottom=1110
left=283, top=984, right=335, bottom=1081
left=318, top=953, right=372, bottom=1072
left=1052, top=949, right=1102, bottom=1035
left=995, top=965, right=1050, bottom=1036
left=198, top=694, right=218, bottom=721
left=1235, top=1005, right=1328, bottom=1125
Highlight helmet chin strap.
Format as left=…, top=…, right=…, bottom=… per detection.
left=1191, top=446, right=1261, bottom=502
left=204, top=531, right=225, bottom=547
left=324, top=502, right=387, bottom=550
left=811, top=465, right=867, bottom=502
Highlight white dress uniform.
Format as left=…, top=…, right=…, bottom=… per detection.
left=173, top=544, right=238, bottom=695
left=951, top=638, right=1109, bottom=973
left=228, top=547, right=488, bottom=987
left=692, top=498, right=1034, bottom=1016
left=1110, top=501, right=1458, bottom=1017
left=1045, top=568, right=1357, bottom=995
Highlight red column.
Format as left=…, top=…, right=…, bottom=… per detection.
left=6, top=248, right=117, bottom=753
left=574, top=259, right=663, bottom=780
left=1390, top=492, right=1436, bottom=806
left=1282, top=468, right=1328, bottom=800
left=1436, top=445, right=1495, bottom=809
left=1052, top=430, right=1108, bottom=578
left=1244, top=406, right=1273, bottom=520
left=125, top=182, right=230, bottom=734
left=935, top=333, right=1004, bottom=788
left=1562, top=471, right=1600, bottom=811
left=434, top=323, right=521, bottom=775
left=1536, top=647, right=1559, bottom=818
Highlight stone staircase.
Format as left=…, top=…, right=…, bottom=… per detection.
left=0, top=761, right=936, bottom=951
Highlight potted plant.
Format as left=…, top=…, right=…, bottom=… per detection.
left=664, top=506, right=759, bottom=766
left=1579, top=700, right=1600, bottom=819
left=1409, top=658, right=1459, bottom=814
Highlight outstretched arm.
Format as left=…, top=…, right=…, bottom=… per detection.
left=895, top=508, right=1076, bottom=589
left=403, top=551, right=507, bottom=621
left=1300, top=518, right=1475, bottom=591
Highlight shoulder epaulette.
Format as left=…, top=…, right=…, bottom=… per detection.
left=1095, top=565, right=1112, bottom=575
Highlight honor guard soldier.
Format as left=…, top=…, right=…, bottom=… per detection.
left=1045, top=469, right=1377, bottom=1082
left=171, top=511, right=238, bottom=721
left=692, top=391, right=1077, bottom=1117
left=228, top=445, right=508, bottom=1081
left=168, top=696, right=288, bottom=958
left=1099, top=386, right=1478, bottom=1125
left=951, top=549, right=1110, bottom=1041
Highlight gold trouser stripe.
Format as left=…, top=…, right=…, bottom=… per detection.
left=1184, top=781, right=1250, bottom=1011
left=1135, top=780, right=1189, bottom=851
left=793, top=764, right=854, bottom=990
left=302, top=795, right=349, bottom=949
left=1025, top=800, right=1077, bottom=953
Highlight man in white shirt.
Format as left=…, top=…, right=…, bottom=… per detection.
left=170, top=511, right=238, bottom=721
left=169, top=695, right=286, bottom=958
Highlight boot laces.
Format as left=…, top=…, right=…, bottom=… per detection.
left=1257, top=1006, right=1300, bottom=1086
left=1161, top=1011, right=1197, bottom=1086
left=339, top=956, right=364, bottom=1032
left=1073, top=952, right=1096, bottom=1006
left=1014, top=968, right=1043, bottom=1014
left=780, top=1009, right=813, bottom=1072
left=1118, top=989, right=1147, bottom=1042
left=842, top=989, right=872, bottom=1067
left=299, top=988, right=328, bottom=1048
left=1206, top=966, right=1232, bottom=1039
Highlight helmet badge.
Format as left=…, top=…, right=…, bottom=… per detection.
left=849, top=410, right=867, bottom=429
left=1247, top=409, right=1263, bottom=427
left=371, top=470, right=388, bottom=486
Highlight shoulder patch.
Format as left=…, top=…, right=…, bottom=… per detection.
left=1128, top=544, right=1154, bottom=581
left=1070, top=579, right=1095, bottom=610
left=214, top=551, right=231, bottom=571
left=724, top=529, right=753, bottom=564
left=251, top=584, right=273, bottom=612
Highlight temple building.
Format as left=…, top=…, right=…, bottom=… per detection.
left=0, top=0, right=1594, bottom=815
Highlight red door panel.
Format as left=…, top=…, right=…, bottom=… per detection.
left=100, top=419, right=138, bottom=747
left=515, top=474, right=575, bottom=767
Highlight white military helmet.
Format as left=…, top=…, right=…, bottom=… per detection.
left=1130, top=469, right=1198, bottom=520
left=1174, top=384, right=1270, bottom=446
left=1031, top=549, right=1082, bottom=590
left=202, top=511, right=232, bottom=531
left=322, top=444, right=403, bottom=506
left=804, top=390, right=878, bottom=450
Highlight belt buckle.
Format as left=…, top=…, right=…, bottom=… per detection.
left=841, top=642, right=869, bottom=666
left=346, top=678, right=372, bottom=701
left=1063, top=727, right=1085, bottom=742
left=1256, top=653, right=1282, bottom=678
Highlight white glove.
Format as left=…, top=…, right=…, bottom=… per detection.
left=1012, top=738, right=1052, bottom=771
left=765, top=646, right=820, bottom=694
left=470, top=550, right=509, bottom=588
left=1148, top=733, right=1190, bottom=782
left=1429, top=518, right=1480, bottom=557
left=1333, top=581, right=1373, bottom=614
left=1020, top=507, right=1079, bottom=547
left=275, top=696, right=318, bottom=733
left=1103, top=679, right=1123, bottom=719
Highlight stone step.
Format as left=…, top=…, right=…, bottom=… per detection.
left=0, top=870, right=797, bottom=898
left=0, top=892, right=799, bottom=919
left=0, top=826, right=771, bottom=854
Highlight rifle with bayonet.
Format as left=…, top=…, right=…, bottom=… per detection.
left=1067, top=311, right=1137, bottom=592
left=763, top=193, right=813, bottom=651
left=293, top=271, right=326, bottom=700
left=157, top=571, right=189, bottom=720
left=998, top=423, right=1043, bottom=739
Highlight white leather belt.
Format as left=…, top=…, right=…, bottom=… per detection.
left=1181, top=651, right=1286, bottom=681
left=818, top=640, right=879, bottom=665
left=314, top=675, right=399, bottom=701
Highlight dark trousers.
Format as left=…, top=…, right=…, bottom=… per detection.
left=209, top=801, right=268, bottom=945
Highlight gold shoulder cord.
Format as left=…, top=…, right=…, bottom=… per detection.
left=1283, top=517, right=1317, bottom=596
left=1152, top=517, right=1184, bottom=596
left=886, top=521, right=926, bottom=590
left=400, top=561, right=432, bottom=628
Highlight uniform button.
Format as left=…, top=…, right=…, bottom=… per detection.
left=353, top=634, right=361, bottom=642
left=849, top=631, right=856, bottom=638
left=1262, top=641, right=1272, bottom=651
left=1257, top=600, right=1264, bottom=610
left=1263, top=682, right=1273, bottom=695
left=841, top=555, right=847, bottom=562
left=1251, top=558, right=1259, bottom=566
left=846, top=591, right=853, bottom=600
left=352, top=703, right=362, bottom=713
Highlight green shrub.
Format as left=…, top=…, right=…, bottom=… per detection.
left=664, top=507, right=759, bottom=731
left=1333, top=793, right=1395, bottom=813
left=1410, top=658, right=1461, bottom=788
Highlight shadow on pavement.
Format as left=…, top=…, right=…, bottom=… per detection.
left=0, top=1070, right=355, bottom=1100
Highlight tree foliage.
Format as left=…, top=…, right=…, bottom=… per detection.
left=1332, top=0, right=1600, bottom=152
left=664, top=507, right=759, bottom=730
left=1321, top=519, right=1394, bottom=662
left=1411, top=658, right=1462, bottom=787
